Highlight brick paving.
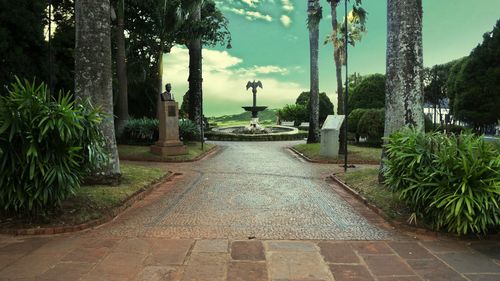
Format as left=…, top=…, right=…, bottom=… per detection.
left=0, top=141, right=499, bottom=280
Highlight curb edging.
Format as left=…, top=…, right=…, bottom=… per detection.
left=119, top=145, right=219, bottom=163
left=288, top=146, right=380, bottom=165
left=1, top=172, right=177, bottom=236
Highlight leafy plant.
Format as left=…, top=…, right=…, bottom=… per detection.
left=179, top=119, right=200, bottom=142
left=120, top=118, right=159, bottom=145
left=347, top=108, right=368, bottom=142
left=383, top=128, right=500, bottom=235
left=0, top=78, right=107, bottom=213
left=277, top=104, right=308, bottom=126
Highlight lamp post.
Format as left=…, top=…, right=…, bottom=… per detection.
left=343, top=0, right=349, bottom=172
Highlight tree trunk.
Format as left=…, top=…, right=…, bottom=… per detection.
left=75, top=0, right=121, bottom=184
left=379, top=0, right=424, bottom=182
left=115, top=0, right=129, bottom=137
left=156, top=45, right=164, bottom=119
left=307, top=0, right=321, bottom=143
left=188, top=5, right=203, bottom=130
left=329, top=0, right=346, bottom=153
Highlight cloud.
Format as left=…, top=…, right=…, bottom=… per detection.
left=240, top=0, right=260, bottom=7
left=162, top=47, right=305, bottom=116
left=280, top=15, right=292, bottom=27
left=225, top=7, right=273, bottom=22
left=281, top=0, right=294, bottom=12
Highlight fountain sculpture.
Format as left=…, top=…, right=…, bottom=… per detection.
left=238, top=80, right=269, bottom=134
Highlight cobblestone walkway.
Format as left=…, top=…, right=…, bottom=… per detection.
left=1, top=141, right=499, bottom=280
left=101, top=141, right=391, bottom=240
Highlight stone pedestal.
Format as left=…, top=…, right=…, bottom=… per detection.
left=151, top=101, right=187, bottom=156
left=320, top=115, right=345, bottom=158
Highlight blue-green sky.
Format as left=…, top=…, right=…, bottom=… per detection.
left=163, top=0, right=500, bottom=117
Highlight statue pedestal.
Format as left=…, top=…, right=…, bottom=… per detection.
left=151, top=101, right=187, bottom=156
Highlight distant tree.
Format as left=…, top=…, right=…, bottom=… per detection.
left=277, top=104, right=308, bottom=126
left=296, top=91, right=334, bottom=124
left=348, top=74, right=385, bottom=113
left=347, top=108, right=368, bottom=143
left=114, top=0, right=130, bottom=135
left=450, top=20, right=500, bottom=130
left=0, top=0, right=46, bottom=91
left=446, top=57, right=468, bottom=115
left=357, top=108, right=385, bottom=146
left=325, top=0, right=366, bottom=153
left=306, top=0, right=322, bottom=143
left=423, top=60, right=456, bottom=125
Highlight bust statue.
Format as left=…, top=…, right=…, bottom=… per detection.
left=160, top=83, right=175, bottom=101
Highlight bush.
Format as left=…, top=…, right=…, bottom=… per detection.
left=179, top=119, right=200, bottom=142
left=383, top=128, right=500, bottom=235
left=120, top=118, right=199, bottom=145
left=348, top=74, right=385, bottom=113
left=295, top=92, right=335, bottom=124
left=277, top=104, right=308, bottom=126
left=121, top=118, right=159, bottom=145
left=348, top=108, right=369, bottom=142
left=0, top=78, right=107, bottom=213
left=357, top=109, right=385, bottom=146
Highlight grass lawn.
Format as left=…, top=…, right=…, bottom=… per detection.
left=292, top=143, right=382, bottom=164
left=118, top=142, right=216, bottom=162
left=210, top=119, right=276, bottom=127
left=0, top=163, right=169, bottom=228
left=336, top=167, right=409, bottom=220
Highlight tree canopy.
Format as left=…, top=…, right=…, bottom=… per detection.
left=296, top=91, right=334, bottom=123
left=448, top=20, right=500, bottom=128
left=348, top=73, right=385, bottom=113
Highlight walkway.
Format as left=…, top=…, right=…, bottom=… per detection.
left=0, top=141, right=499, bottom=281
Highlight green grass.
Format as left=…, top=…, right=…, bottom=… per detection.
left=118, top=142, right=216, bottom=162
left=0, top=163, right=169, bottom=228
left=336, top=168, right=409, bottom=220
left=208, top=109, right=278, bottom=127
left=293, top=143, right=382, bottom=163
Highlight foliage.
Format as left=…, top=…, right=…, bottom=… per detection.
left=449, top=20, right=500, bottom=129
left=120, top=117, right=199, bottom=145
left=121, top=118, right=159, bottom=145
left=0, top=78, right=107, bottom=213
left=383, top=128, right=500, bottom=235
left=277, top=104, right=308, bottom=126
left=179, top=119, right=200, bottom=142
left=347, top=108, right=368, bottom=143
left=357, top=109, right=384, bottom=146
left=295, top=92, right=335, bottom=124
left=0, top=0, right=47, bottom=91
left=209, top=109, right=278, bottom=125
left=348, top=74, right=385, bottom=113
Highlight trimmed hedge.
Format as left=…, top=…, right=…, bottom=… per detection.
left=383, top=128, right=500, bottom=235
left=357, top=108, right=385, bottom=146
left=120, top=118, right=199, bottom=145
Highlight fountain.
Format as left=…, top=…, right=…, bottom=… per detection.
left=206, top=80, right=305, bottom=141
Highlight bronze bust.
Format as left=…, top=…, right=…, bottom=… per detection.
left=161, top=83, right=175, bottom=101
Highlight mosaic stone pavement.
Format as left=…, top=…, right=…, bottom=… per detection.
left=99, top=141, right=392, bottom=240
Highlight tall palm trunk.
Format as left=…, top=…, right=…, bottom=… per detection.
left=307, top=0, right=321, bottom=143
left=380, top=0, right=424, bottom=181
left=188, top=5, right=202, bottom=129
left=329, top=0, right=346, bottom=154
left=115, top=0, right=129, bottom=136
left=75, top=0, right=121, bottom=183
left=156, top=44, right=164, bottom=119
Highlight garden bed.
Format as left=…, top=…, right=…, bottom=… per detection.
left=118, top=142, right=216, bottom=162
left=291, top=143, right=382, bottom=164
left=0, top=163, right=171, bottom=234
left=205, top=130, right=307, bottom=141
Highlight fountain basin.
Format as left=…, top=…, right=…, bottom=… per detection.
left=205, top=125, right=307, bottom=141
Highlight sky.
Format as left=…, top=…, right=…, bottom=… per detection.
left=162, top=0, right=500, bottom=117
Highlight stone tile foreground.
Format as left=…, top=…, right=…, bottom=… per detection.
left=0, top=238, right=499, bottom=281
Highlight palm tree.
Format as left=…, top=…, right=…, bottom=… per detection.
left=75, top=0, right=121, bottom=183
left=306, top=0, right=322, bottom=143
left=325, top=0, right=366, bottom=153
left=184, top=0, right=203, bottom=130
left=380, top=0, right=424, bottom=180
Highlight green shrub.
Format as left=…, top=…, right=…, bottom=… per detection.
left=348, top=108, right=368, bottom=142
left=0, top=78, right=107, bottom=213
left=121, top=118, right=159, bottom=145
left=120, top=118, right=200, bottom=145
left=277, top=104, right=308, bottom=126
left=383, top=128, right=500, bottom=235
left=357, top=108, right=385, bottom=146
left=179, top=119, right=200, bottom=142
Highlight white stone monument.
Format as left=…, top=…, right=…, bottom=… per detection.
left=320, top=115, right=345, bottom=158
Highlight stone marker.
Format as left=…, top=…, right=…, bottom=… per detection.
left=320, top=115, right=345, bottom=158
left=151, top=84, right=187, bottom=156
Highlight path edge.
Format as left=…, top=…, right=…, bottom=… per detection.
left=288, top=146, right=379, bottom=165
